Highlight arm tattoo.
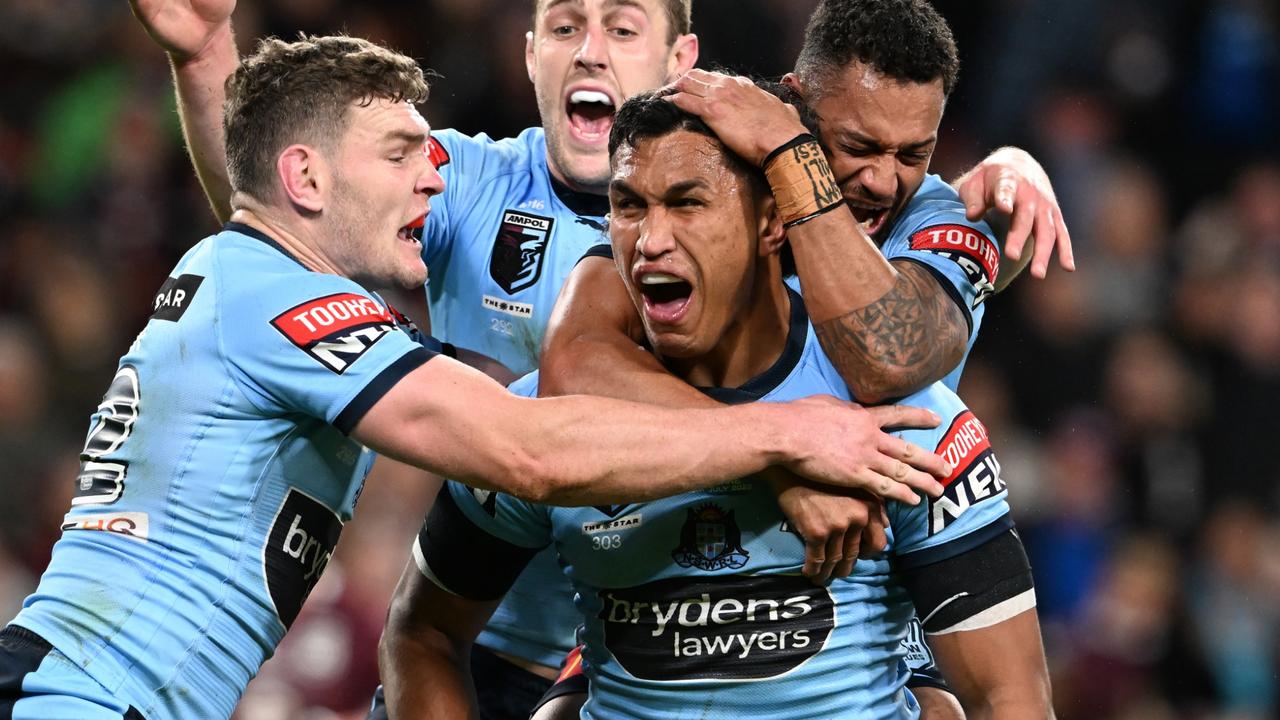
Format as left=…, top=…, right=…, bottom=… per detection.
left=813, top=262, right=967, bottom=399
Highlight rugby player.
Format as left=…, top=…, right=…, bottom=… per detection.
left=0, top=35, right=950, bottom=720
left=381, top=92, right=1054, bottom=719
left=130, top=0, right=1070, bottom=715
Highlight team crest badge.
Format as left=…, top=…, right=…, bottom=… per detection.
left=672, top=503, right=749, bottom=571
left=490, top=210, right=554, bottom=294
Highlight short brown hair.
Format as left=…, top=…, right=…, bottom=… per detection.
left=224, top=35, right=429, bottom=201
left=532, top=0, right=691, bottom=44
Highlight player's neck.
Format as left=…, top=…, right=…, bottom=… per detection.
left=667, top=264, right=792, bottom=390
left=546, top=156, right=609, bottom=196
left=228, top=208, right=345, bottom=279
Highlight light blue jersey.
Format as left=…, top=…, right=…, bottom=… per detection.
left=418, top=291, right=1015, bottom=719
left=420, top=127, right=607, bottom=667
left=10, top=224, right=437, bottom=719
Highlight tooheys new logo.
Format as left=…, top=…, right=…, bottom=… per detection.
left=271, top=293, right=398, bottom=374
left=930, top=410, right=1005, bottom=535
left=263, top=488, right=343, bottom=628
left=598, top=575, right=834, bottom=681
left=909, top=224, right=1000, bottom=307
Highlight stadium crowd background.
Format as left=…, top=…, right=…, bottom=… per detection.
left=0, top=0, right=1275, bottom=717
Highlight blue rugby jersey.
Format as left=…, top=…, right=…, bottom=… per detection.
left=418, top=291, right=1015, bottom=720
left=420, top=126, right=609, bottom=667
left=10, top=224, right=436, bottom=720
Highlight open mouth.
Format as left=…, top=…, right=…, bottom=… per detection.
left=565, top=89, right=616, bottom=144
left=637, top=272, right=693, bottom=324
left=397, top=214, right=425, bottom=248
left=847, top=203, right=891, bottom=238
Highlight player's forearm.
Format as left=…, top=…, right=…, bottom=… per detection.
left=379, top=624, right=478, bottom=719
left=170, top=21, right=237, bottom=224
left=539, top=330, right=719, bottom=407
left=807, top=258, right=967, bottom=403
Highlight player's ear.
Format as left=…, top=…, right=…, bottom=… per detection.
left=781, top=72, right=806, bottom=102
left=525, top=31, right=537, bottom=83
left=277, top=144, right=326, bottom=213
left=667, top=33, right=699, bottom=80
left=756, top=193, right=786, bottom=258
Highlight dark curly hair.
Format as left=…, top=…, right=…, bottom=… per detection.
left=609, top=80, right=819, bottom=275
left=224, top=35, right=429, bottom=202
left=795, top=0, right=959, bottom=99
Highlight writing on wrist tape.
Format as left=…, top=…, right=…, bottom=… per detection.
left=763, top=134, right=844, bottom=228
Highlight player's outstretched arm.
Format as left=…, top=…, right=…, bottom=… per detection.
left=353, top=349, right=947, bottom=507
left=379, top=559, right=494, bottom=720
left=130, top=0, right=238, bottom=223
left=928, top=610, right=1055, bottom=719
left=952, top=147, right=1074, bottom=283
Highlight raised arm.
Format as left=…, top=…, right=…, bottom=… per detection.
left=130, top=0, right=238, bottom=222
left=665, top=71, right=1073, bottom=402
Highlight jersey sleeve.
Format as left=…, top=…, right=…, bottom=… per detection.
left=888, top=388, right=1013, bottom=568
left=420, top=129, right=498, bottom=267
left=218, top=271, right=436, bottom=435
left=880, top=178, right=1001, bottom=334
left=414, top=480, right=554, bottom=601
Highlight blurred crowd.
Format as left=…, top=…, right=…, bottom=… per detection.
left=0, top=1, right=1276, bottom=718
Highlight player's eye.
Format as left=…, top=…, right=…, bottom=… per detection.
left=552, top=24, right=577, bottom=37
left=609, top=26, right=638, bottom=38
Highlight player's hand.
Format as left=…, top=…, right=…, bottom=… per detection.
left=777, top=396, right=948, bottom=505
left=955, top=146, right=1075, bottom=279
left=914, top=686, right=966, bottom=720
left=662, top=69, right=808, bottom=167
left=129, top=0, right=236, bottom=64
left=764, top=467, right=890, bottom=585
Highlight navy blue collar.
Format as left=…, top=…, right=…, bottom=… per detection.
left=222, top=221, right=310, bottom=270
left=549, top=174, right=610, bottom=218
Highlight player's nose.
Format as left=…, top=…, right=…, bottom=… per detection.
left=418, top=158, right=445, bottom=197
left=574, top=23, right=608, bottom=71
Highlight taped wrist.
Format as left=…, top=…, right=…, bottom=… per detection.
left=762, top=133, right=844, bottom=228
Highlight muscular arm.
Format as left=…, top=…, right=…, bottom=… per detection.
left=786, top=203, right=968, bottom=403
left=352, top=352, right=943, bottom=506
left=379, top=559, right=497, bottom=720
left=130, top=0, right=238, bottom=222
left=928, top=610, right=1054, bottom=720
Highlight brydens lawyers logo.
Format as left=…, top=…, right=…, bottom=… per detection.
left=263, top=488, right=343, bottom=629
left=930, top=410, right=1005, bottom=535
left=598, top=575, right=834, bottom=681
left=909, top=224, right=1000, bottom=306
left=271, top=293, right=396, bottom=374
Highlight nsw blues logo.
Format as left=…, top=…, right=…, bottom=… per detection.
left=672, top=503, right=749, bottom=571
left=490, top=210, right=554, bottom=294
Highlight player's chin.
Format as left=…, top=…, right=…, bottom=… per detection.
left=393, top=259, right=428, bottom=290
left=555, top=146, right=611, bottom=189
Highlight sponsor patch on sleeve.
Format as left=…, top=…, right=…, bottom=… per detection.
left=151, top=274, right=204, bottom=322
left=908, top=224, right=1000, bottom=307
left=270, top=293, right=398, bottom=374
left=426, top=137, right=451, bottom=169
left=929, top=410, right=1005, bottom=535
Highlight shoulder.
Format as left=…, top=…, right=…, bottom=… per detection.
left=429, top=127, right=544, bottom=178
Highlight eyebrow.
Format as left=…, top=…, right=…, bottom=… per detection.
left=382, top=129, right=427, bottom=146
left=838, top=130, right=937, bottom=152
left=543, top=0, right=648, bottom=16
left=610, top=177, right=712, bottom=196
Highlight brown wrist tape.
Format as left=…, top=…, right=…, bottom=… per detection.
left=763, top=138, right=843, bottom=226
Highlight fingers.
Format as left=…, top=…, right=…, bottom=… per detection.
left=802, top=533, right=830, bottom=583
left=834, top=530, right=859, bottom=579
left=1030, top=204, right=1056, bottom=278
left=867, top=404, right=941, bottom=431
left=1004, top=194, right=1036, bottom=262
left=991, top=167, right=1017, bottom=215
left=867, top=455, right=944, bottom=499
left=858, top=504, right=889, bottom=558
left=957, top=169, right=986, bottom=221
left=1054, top=205, right=1076, bottom=272
left=881, top=433, right=950, bottom=478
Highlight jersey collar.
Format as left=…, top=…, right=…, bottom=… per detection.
left=549, top=174, right=610, bottom=219
left=699, top=286, right=809, bottom=405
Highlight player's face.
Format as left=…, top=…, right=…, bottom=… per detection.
left=528, top=0, right=697, bottom=193
left=325, top=99, right=443, bottom=291
left=609, top=131, right=769, bottom=359
left=791, top=61, right=944, bottom=243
